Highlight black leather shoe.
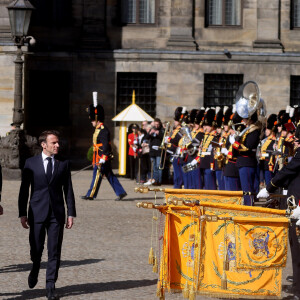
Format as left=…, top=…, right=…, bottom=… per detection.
left=46, top=288, right=59, bottom=300
left=115, top=193, right=127, bottom=201
left=287, top=275, right=294, bottom=282
left=28, top=274, right=38, bottom=289
left=81, top=196, right=94, bottom=200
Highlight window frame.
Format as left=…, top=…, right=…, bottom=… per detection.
left=205, top=0, right=243, bottom=28
left=204, top=74, right=244, bottom=107
left=290, top=75, right=300, bottom=106
left=121, top=0, right=159, bottom=26
left=291, top=0, right=300, bottom=29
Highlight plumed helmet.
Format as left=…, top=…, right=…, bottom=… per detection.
left=203, top=108, right=216, bottom=127
left=88, top=104, right=105, bottom=122
left=189, top=109, right=198, bottom=124
left=266, top=114, right=277, bottom=131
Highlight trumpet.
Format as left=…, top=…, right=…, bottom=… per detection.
left=159, top=122, right=171, bottom=170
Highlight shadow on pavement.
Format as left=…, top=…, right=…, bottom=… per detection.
left=1, top=279, right=157, bottom=299
left=0, top=258, right=103, bottom=274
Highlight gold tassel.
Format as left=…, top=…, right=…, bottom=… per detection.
left=221, top=270, right=227, bottom=290
left=148, top=247, right=154, bottom=265
left=182, top=281, right=189, bottom=298
left=189, top=285, right=196, bottom=300
left=156, top=282, right=165, bottom=299
left=153, top=256, right=158, bottom=273
left=224, top=254, right=229, bottom=271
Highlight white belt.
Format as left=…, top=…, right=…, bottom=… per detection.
left=201, top=151, right=211, bottom=156
left=261, top=153, right=269, bottom=157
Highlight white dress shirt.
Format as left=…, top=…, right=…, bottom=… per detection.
left=42, top=152, right=55, bottom=173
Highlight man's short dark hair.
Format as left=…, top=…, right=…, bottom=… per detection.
left=39, top=130, right=60, bottom=145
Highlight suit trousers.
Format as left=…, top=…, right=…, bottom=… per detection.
left=29, top=207, right=64, bottom=289
left=215, top=170, right=225, bottom=190
left=201, top=169, right=216, bottom=190
left=289, top=221, right=300, bottom=291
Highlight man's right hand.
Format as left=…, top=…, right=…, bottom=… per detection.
left=20, top=216, right=29, bottom=229
left=0, top=204, right=3, bottom=215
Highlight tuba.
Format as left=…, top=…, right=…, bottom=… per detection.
left=235, top=81, right=261, bottom=119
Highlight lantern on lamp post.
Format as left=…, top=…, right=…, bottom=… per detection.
left=7, top=0, right=35, bottom=129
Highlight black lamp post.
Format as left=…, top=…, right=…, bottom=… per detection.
left=0, top=0, right=38, bottom=179
left=7, top=0, right=35, bottom=129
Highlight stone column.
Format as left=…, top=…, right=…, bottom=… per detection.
left=167, top=0, right=196, bottom=50
left=253, top=0, right=283, bottom=51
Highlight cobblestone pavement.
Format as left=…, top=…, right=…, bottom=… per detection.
left=0, top=170, right=295, bottom=299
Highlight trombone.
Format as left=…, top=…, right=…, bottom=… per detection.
left=159, top=122, right=171, bottom=170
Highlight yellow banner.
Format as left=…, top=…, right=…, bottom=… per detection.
left=157, top=199, right=288, bottom=299
left=234, top=217, right=288, bottom=270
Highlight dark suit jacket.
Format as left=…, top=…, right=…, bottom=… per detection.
left=18, top=154, right=76, bottom=224
left=267, top=148, right=300, bottom=201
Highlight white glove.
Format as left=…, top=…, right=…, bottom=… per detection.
left=165, top=136, right=169, bottom=143
left=133, top=147, right=137, bottom=152
left=133, top=140, right=138, bottom=144
left=152, top=145, right=159, bottom=150
left=257, top=188, right=269, bottom=199
left=296, top=219, right=300, bottom=226
left=291, top=206, right=300, bottom=220
left=221, top=148, right=228, bottom=155
left=99, top=158, right=106, bottom=164
left=191, top=159, right=198, bottom=166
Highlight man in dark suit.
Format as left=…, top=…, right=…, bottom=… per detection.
left=18, top=130, right=76, bottom=300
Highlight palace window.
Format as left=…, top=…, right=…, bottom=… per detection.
left=117, top=73, right=157, bottom=117
left=206, top=0, right=242, bottom=27
left=291, top=0, right=300, bottom=28
left=204, top=74, right=243, bottom=107
left=290, top=76, right=300, bottom=106
left=122, top=0, right=156, bottom=24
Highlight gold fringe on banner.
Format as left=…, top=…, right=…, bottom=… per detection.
left=189, top=285, right=196, bottom=300
left=153, top=256, right=158, bottom=273
left=149, top=247, right=154, bottom=265
left=183, top=282, right=189, bottom=298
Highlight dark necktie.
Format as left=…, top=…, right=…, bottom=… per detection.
left=46, top=157, right=53, bottom=182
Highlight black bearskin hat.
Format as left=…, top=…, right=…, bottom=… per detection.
left=203, top=108, right=216, bottom=127
left=216, top=108, right=224, bottom=128
left=88, top=104, right=105, bottom=122
left=223, top=107, right=232, bottom=126
left=195, top=109, right=205, bottom=125
left=277, top=109, right=285, bottom=126
left=250, top=111, right=258, bottom=123
left=174, top=107, right=183, bottom=121
left=232, top=112, right=245, bottom=132
left=189, top=109, right=198, bottom=124
left=266, top=114, right=277, bottom=131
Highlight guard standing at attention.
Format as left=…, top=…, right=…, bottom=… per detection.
left=81, top=93, right=127, bottom=201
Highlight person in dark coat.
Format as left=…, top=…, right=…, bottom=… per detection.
left=18, top=130, right=76, bottom=300
left=257, top=124, right=300, bottom=299
left=144, top=118, right=164, bottom=185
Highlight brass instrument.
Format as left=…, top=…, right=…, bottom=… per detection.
left=159, top=122, right=171, bottom=170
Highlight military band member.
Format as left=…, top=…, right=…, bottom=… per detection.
left=197, top=108, right=218, bottom=190
left=223, top=111, right=243, bottom=191
left=128, top=124, right=139, bottom=180
left=233, top=111, right=260, bottom=206
left=258, top=114, right=277, bottom=186
left=214, top=107, right=227, bottom=190
left=81, top=102, right=127, bottom=201
left=186, top=109, right=205, bottom=189
left=167, top=107, right=185, bottom=188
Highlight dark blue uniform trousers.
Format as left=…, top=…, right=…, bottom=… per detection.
left=264, top=170, right=274, bottom=186
left=86, top=161, right=126, bottom=198
left=29, top=207, right=64, bottom=289
left=224, top=176, right=241, bottom=191
left=183, top=166, right=202, bottom=189
left=173, top=158, right=183, bottom=189
left=201, top=169, right=216, bottom=190
left=216, top=170, right=225, bottom=190
left=239, top=166, right=255, bottom=206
